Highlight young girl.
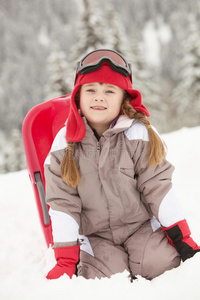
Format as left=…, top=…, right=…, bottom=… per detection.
left=45, top=49, right=199, bottom=280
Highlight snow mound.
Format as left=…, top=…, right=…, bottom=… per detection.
left=0, top=126, right=200, bottom=300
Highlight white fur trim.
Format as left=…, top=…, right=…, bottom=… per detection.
left=49, top=208, right=79, bottom=243
left=44, top=127, right=67, bottom=165
left=158, top=188, right=185, bottom=227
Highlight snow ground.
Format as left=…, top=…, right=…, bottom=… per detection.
left=0, top=126, right=200, bottom=300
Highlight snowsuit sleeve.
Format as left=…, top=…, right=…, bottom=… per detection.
left=135, top=142, right=173, bottom=220
left=44, top=127, right=82, bottom=246
left=126, top=122, right=184, bottom=227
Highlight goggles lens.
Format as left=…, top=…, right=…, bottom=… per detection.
left=75, top=49, right=132, bottom=83
left=81, top=49, right=128, bottom=67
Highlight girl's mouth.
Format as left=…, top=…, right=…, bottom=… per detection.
left=91, top=106, right=107, bottom=110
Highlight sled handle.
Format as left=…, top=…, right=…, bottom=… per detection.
left=34, top=172, right=50, bottom=226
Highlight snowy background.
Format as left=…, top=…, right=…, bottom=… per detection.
left=0, top=0, right=200, bottom=173
left=1, top=126, right=200, bottom=300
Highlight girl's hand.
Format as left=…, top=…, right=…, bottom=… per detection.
left=46, top=245, right=80, bottom=280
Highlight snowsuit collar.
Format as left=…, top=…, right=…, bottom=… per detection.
left=81, top=115, right=136, bottom=142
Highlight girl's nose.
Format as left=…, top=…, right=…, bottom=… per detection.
left=94, top=94, right=105, bottom=102
left=94, top=98, right=104, bottom=102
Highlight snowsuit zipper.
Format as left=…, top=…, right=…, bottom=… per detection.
left=96, top=141, right=101, bottom=164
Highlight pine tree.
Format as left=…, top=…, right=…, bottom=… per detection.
left=105, top=5, right=129, bottom=55
left=129, top=40, right=167, bottom=131
left=0, top=129, right=26, bottom=173
left=180, top=16, right=200, bottom=100
left=45, top=42, right=72, bottom=100
left=172, top=13, right=200, bottom=128
left=69, top=0, right=110, bottom=63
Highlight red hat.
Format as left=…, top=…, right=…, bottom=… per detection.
left=66, top=64, right=150, bottom=142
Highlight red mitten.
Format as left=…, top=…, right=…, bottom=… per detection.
left=163, top=219, right=200, bottom=262
left=46, top=245, right=80, bottom=280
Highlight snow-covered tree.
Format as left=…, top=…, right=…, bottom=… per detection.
left=69, top=0, right=111, bottom=62
left=45, top=42, right=72, bottom=100
left=172, top=14, right=200, bottom=128
left=0, top=129, right=26, bottom=173
left=105, top=5, right=130, bottom=55
left=129, top=39, right=167, bottom=130
left=179, top=16, right=200, bottom=100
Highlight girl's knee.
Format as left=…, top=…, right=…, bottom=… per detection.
left=141, top=230, right=181, bottom=279
left=126, top=226, right=181, bottom=280
left=141, top=249, right=181, bottom=280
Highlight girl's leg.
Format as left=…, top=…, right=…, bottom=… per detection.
left=124, top=221, right=181, bottom=280
left=77, top=236, right=129, bottom=279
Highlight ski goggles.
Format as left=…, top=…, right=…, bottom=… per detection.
left=75, top=49, right=132, bottom=83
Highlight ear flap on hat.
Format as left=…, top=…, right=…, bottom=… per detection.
left=128, top=89, right=150, bottom=117
left=66, top=108, right=86, bottom=142
left=66, top=85, right=86, bottom=142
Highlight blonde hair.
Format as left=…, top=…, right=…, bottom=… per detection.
left=121, top=92, right=166, bottom=166
left=60, top=91, right=166, bottom=188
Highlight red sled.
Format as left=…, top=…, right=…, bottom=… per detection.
left=22, top=94, right=71, bottom=247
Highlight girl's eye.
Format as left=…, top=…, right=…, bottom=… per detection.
left=87, top=89, right=95, bottom=92
left=106, top=90, right=114, bottom=94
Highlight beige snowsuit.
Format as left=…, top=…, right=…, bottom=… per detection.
left=45, top=115, right=181, bottom=280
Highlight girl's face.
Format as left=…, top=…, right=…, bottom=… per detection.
left=79, top=82, right=124, bottom=136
